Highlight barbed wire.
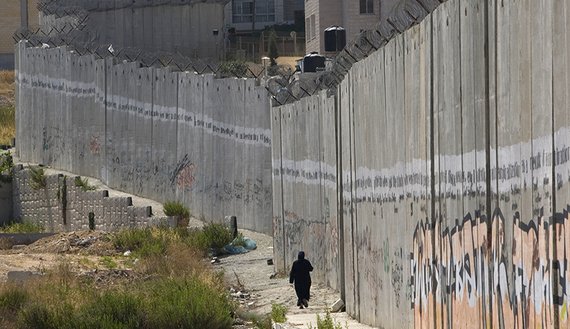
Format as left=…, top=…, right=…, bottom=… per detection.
left=23, top=0, right=443, bottom=107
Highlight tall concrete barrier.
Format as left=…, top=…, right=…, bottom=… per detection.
left=272, top=0, right=570, bottom=327
left=15, top=42, right=273, bottom=234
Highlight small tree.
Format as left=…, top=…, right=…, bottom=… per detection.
left=268, top=30, right=279, bottom=67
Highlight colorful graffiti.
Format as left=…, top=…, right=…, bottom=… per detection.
left=170, top=154, right=197, bottom=190
left=411, top=208, right=570, bottom=328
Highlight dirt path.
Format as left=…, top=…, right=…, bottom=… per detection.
left=216, top=228, right=341, bottom=317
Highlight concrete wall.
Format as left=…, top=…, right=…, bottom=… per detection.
left=11, top=166, right=163, bottom=231
left=39, top=1, right=226, bottom=59
left=15, top=42, right=273, bottom=234
left=274, top=0, right=570, bottom=327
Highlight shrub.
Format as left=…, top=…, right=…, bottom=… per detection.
left=271, top=303, right=287, bottom=323
left=112, top=228, right=169, bottom=258
left=75, top=291, right=143, bottom=329
left=202, top=222, right=233, bottom=250
left=29, top=165, right=46, bottom=189
left=232, top=232, right=246, bottom=247
left=0, top=220, right=44, bottom=233
left=163, top=201, right=190, bottom=219
left=74, top=176, right=96, bottom=191
left=142, top=277, right=233, bottom=329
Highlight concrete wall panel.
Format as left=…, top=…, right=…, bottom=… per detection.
left=16, top=44, right=273, bottom=234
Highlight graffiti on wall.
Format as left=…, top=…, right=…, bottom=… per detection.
left=89, top=135, right=101, bottom=155
left=170, top=154, right=197, bottom=190
left=411, top=208, right=570, bottom=328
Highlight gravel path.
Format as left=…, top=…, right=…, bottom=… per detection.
left=215, top=228, right=341, bottom=318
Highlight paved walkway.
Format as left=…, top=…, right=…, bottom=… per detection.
left=275, top=312, right=378, bottom=329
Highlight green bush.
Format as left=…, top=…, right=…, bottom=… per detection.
left=308, top=311, right=346, bottom=329
left=271, top=303, right=287, bottom=323
left=142, top=277, right=233, bottom=329
left=232, top=232, right=246, bottom=247
left=29, top=165, right=46, bottom=189
left=0, top=220, right=44, bottom=233
left=74, top=291, right=143, bottom=329
left=112, top=228, right=169, bottom=258
left=163, top=201, right=190, bottom=219
left=74, top=176, right=96, bottom=191
left=202, top=222, right=233, bottom=250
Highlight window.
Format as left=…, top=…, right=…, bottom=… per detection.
left=255, top=0, right=276, bottom=23
left=233, top=0, right=276, bottom=24
left=360, top=0, right=373, bottom=14
left=305, top=17, right=311, bottom=41
left=233, top=1, right=253, bottom=23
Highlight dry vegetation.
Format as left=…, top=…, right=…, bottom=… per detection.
left=0, top=70, right=15, bottom=146
left=0, top=227, right=238, bottom=329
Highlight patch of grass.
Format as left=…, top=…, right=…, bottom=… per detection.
left=74, top=176, right=95, bottom=191
left=142, top=277, right=233, bottom=329
left=0, top=220, right=44, bottom=233
left=112, top=228, right=169, bottom=258
left=271, top=303, right=287, bottom=323
left=0, top=285, right=29, bottom=313
left=100, top=256, right=118, bottom=269
left=0, top=227, right=236, bottom=329
left=29, top=165, right=46, bottom=189
left=0, top=105, right=14, bottom=146
left=0, top=71, right=15, bottom=146
left=307, top=311, right=347, bottom=329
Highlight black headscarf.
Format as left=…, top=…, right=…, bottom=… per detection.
left=298, top=251, right=305, bottom=260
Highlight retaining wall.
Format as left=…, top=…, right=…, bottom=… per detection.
left=11, top=165, right=162, bottom=231
left=273, top=0, right=570, bottom=327
left=15, top=43, right=273, bottom=234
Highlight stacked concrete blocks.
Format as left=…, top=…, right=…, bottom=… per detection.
left=11, top=166, right=163, bottom=232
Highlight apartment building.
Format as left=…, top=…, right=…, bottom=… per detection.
left=224, top=0, right=304, bottom=32
left=305, top=0, right=399, bottom=54
left=0, top=0, right=39, bottom=69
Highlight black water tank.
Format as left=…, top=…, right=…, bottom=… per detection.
left=324, top=26, right=346, bottom=52
left=303, top=52, right=326, bottom=72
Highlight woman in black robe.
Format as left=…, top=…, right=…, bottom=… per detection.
left=289, top=251, right=313, bottom=309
